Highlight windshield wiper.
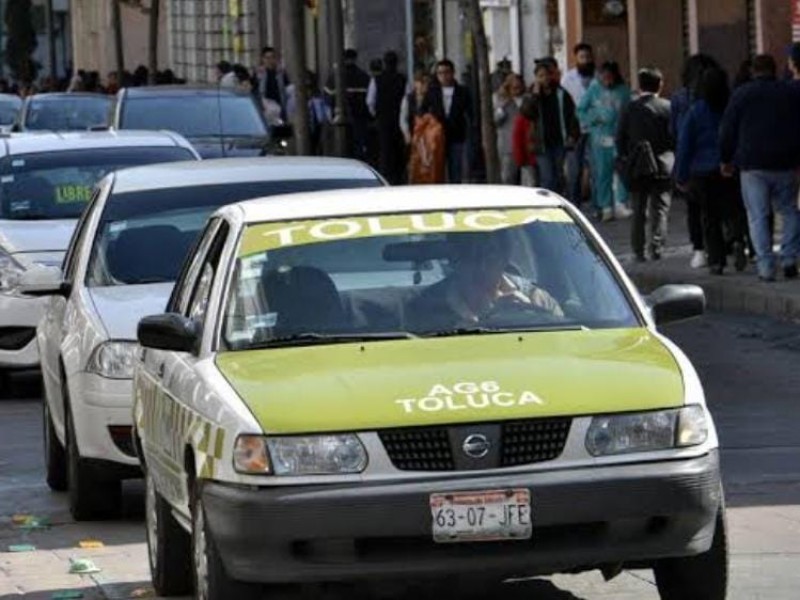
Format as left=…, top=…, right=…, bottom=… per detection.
left=425, top=324, right=589, bottom=338
left=248, top=331, right=418, bottom=349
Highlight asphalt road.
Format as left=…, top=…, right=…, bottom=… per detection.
left=1, top=312, right=799, bottom=599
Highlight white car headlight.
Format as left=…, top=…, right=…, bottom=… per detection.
left=87, top=340, right=137, bottom=379
left=233, top=434, right=368, bottom=476
left=585, top=406, right=709, bottom=457
left=0, top=248, right=25, bottom=291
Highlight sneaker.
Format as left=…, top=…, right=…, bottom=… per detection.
left=733, top=241, right=747, bottom=272
left=784, top=264, right=799, bottom=280
left=601, top=207, right=614, bottom=222
left=614, top=204, right=633, bottom=220
left=690, top=251, right=707, bottom=269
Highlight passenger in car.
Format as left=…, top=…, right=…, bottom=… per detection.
left=406, top=232, right=563, bottom=332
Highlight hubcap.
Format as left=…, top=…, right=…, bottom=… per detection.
left=145, top=473, right=158, bottom=571
left=193, top=501, right=209, bottom=600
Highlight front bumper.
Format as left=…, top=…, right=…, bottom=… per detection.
left=0, top=293, right=46, bottom=368
left=203, top=451, right=722, bottom=584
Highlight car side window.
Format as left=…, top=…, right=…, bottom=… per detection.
left=184, top=221, right=230, bottom=329
left=62, top=186, right=102, bottom=281
left=168, top=219, right=221, bottom=314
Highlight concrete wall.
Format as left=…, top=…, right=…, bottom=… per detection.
left=696, top=0, right=749, bottom=77
left=633, top=0, right=684, bottom=94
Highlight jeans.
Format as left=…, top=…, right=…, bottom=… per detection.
left=536, top=146, right=566, bottom=193
left=446, top=142, right=466, bottom=184
left=630, top=179, right=671, bottom=258
left=740, top=169, right=800, bottom=277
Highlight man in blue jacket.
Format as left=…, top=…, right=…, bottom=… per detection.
left=720, top=54, right=800, bottom=281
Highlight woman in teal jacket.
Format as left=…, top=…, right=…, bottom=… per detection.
left=578, top=62, right=631, bottom=221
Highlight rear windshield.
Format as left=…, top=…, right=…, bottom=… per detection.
left=0, top=146, right=197, bottom=220
left=85, top=178, right=381, bottom=287
left=120, top=95, right=267, bottom=137
left=0, top=97, right=21, bottom=125
left=24, top=96, right=112, bottom=131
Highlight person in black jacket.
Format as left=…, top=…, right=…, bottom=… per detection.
left=325, top=49, right=371, bottom=160
left=422, top=59, right=472, bottom=183
left=616, top=67, right=674, bottom=262
left=720, top=54, right=800, bottom=281
left=367, top=51, right=407, bottom=185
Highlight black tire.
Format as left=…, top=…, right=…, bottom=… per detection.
left=192, top=487, right=262, bottom=600
left=145, top=469, right=192, bottom=596
left=654, top=506, right=729, bottom=600
left=65, top=392, right=122, bottom=521
left=43, top=397, right=67, bottom=491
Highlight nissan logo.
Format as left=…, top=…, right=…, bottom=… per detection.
left=462, top=434, right=491, bottom=459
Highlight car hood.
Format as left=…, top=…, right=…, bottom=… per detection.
left=216, top=328, right=685, bottom=435
left=0, top=219, right=76, bottom=255
left=88, top=282, right=174, bottom=340
left=189, top=135, right=269, bottom=159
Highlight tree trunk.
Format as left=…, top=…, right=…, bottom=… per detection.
left=465, top=0, right=500, bottom=184
left=281, top=0, right=311, bottom=155
left=111, top=0, right=124, bottom=83
left=147, top=0, right=159, bottom=85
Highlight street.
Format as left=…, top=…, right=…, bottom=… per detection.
left=0, top=312, right=798, bottom=599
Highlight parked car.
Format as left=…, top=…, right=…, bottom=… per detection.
left=15, top=93, right=113, bottom=132
left=0, top=94, right=22, bottom=133
left=0, top=131, right=198, bottom=380
left=23, top=157, right=384, bottom=520
left=112, top=86, right=285, bottom=158
left=133, top=185, right=725, bottom=600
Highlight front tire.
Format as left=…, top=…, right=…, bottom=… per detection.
left=43, top=398, right=67, bottom=491
left=146, top=469, right=192, bottom=596
left=65, top=390, right=122, bottom=520
left=192, top=486, right=261, bottom=600
left=654, top=506, right=729, bottom=600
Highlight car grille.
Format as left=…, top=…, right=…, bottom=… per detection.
left=0, top=327, right=36, bottom=351
left=378, top=418, right=572, bottom=472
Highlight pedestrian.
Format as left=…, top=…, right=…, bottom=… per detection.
left=578, top=61, right=632, bottom=221
left=421, top=59, right=473, bottom=183
left=675, top=66, right=746, bottom=275
left=493, top=73, right=526, bottom=185
left=511, top=96, right=539, bottom=187
left=325, top=49, right=371, bottom=160
left=789, top=43, right=800, bottom=81
left=367, top=51, right=407, bottom=185
left=399, top=70, right=430, bottom=145
left=306, top=71, right=330, bottom=156
left=720, top=54, right=800, bottom=282
left=256, top=46, right=291, bottom=122
left=562, top=43, right=596, bottom=205
left=491, top=58, right=512, bottom=92
left=616, top=67, right=674, bottom=262
left=529, top=60, right=579, bottom=193
left=672, top=54, right=720, bottom=269
left=233, top=64, right=253, bottom=93
left=217, top=61, right=237, bottom=88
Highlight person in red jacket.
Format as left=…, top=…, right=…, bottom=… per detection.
left=512, top=96, right=539, bottom=186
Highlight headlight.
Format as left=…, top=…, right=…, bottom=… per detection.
left=87, top=341, right=137, bottom=379
left=0, top=248, right=25, bottom=291
left=586, top=406, right=709, bottom=457
left=233, top=434, right=368, bottom=476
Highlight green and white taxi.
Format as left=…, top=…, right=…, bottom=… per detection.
left=133, top=186, right=726, bottom=600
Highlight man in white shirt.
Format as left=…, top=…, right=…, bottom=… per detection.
left=562, top=43, right=596, bottom=204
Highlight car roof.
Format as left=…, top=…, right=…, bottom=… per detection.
left=120, top=85, right=251, bottom=98
left=110, top=157, right=381, bottom=194
left=26, top=93, right=111, bottom=102
left=225, top=185, right=565, bottom=224
left=0, top=130, right=195, bottom=156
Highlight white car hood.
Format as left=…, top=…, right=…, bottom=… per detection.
left=0, top=218, right=77, bottom=255
left=88, top=282, right=175, bottom=340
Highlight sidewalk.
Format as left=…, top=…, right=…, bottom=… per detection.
left=593, top=201, right=800, bottom=322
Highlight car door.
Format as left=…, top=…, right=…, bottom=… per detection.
left=39, top=181, right=107, bottom=434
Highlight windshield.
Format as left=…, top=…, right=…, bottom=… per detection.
left=24, top=96, right=112, bottom=131
left=222, top=208, right=639, bottom=349
left=86, top=178, right=381, bottom=287
left=0, top=97, right=21, bottom=125
left=120, top=95, right=268, bottom=137
left=0, top=147, right=197, bottom=220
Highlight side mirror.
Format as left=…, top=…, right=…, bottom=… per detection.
left=17, top=265, right=71, bottom=297
left=647, top=284, right=705, bottom=325
left=138, top=313, right=200, bottom=353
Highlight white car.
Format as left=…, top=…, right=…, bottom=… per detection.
left=0, top=131, right=198, bottom=381
left=26, top=157, right=384, bottom=519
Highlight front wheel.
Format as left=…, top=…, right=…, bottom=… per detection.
left=192, top=487, right=262, bottom=600
left=146, top=470, right=192, bottom=596
left=654, top=506, right=729, bottom=600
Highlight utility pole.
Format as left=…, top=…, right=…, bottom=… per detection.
left=327, top=0, right=349, bottom=157
left=111, top=0, right=125, bottom=83
left=147, top=0, right=159, bottom=84
left=281, top=0, right=310, bottom=155
left=465, top=0, right=500, bottom=183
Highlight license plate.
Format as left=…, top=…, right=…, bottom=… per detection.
left=430, top=489, right=532, bottom=543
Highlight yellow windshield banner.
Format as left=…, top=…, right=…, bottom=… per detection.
left=239, top=208, right=573, bottom=257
